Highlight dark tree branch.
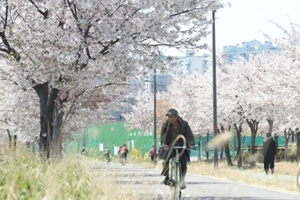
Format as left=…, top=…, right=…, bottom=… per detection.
left=28, top=0, right=49, bottom=19
left=0, top=2, right=20, bottom=61
left=95, top=82, right=130, bottom=89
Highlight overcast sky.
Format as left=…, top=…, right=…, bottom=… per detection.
left=215, top=0, right=300, bottom=47
left=163, top=0, right=300, bottom=56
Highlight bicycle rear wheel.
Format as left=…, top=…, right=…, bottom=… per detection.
left=171, top=162, right=182, bottom=200
left=120, top=155, right=126, bottom=166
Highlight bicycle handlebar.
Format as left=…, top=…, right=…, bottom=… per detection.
left=172, top=146, right=195, bottom=151
left=172, top=146, right=187, bottom=149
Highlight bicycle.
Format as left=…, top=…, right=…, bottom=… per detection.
left=161, top=134, right=187, bottom=200
left=169, top=146, right=186, bottom=200
left=104, top=154, right=110, bottom=164
left=120, top=154, right=126, bottom=166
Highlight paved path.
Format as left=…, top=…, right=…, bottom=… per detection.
left=88, top=160, right=300, bottom=200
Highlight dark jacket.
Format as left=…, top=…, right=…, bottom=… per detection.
left=160, top=117, right=195, bottom=148
left=262, top=137, right=277, bottom=162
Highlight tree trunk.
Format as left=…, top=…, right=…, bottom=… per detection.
left=283, top=128, right=292, bottom=161
left=267, top=118, right=273, bottom=136
left=274, top=133, right=279, bottom=160
left=284, top=138, right=288, bottom=161
left=220, top=145, right=224, bottom=159
left=234, top=123, right=242, bottom=168
left=205, top=132, right=209, bottom=161
left=33, top=83, right=63, bottom=161
left=246, top=119, right=259, bottom=168
left=197, top=135, right=201, bottom=162
left=13, top=135, right=17, bottom=147
left=33, top=83, right=48, bottom=160
left=221, top=125, right=232, bottom=166
left=51, top=106, right=64, bottom=159
left=296, top=129, right=300, bottom=162
left=7, top=129, right=12, bottom=147
left=7, top=129, right=17, bottom=150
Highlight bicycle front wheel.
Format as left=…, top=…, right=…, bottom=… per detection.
left=171, top=162, right=182, bottom=200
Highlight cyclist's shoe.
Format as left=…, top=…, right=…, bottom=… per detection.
left=265, top=169, right=269, bottom=175
left=162, top=176, right=171, bottom=185
left=180, top=180, right=186, bottom=189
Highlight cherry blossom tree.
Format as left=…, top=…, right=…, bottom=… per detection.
left=0, top=59, right=39, bottom=147
left=0, top=0, right=223, bottom=159
left=123, top=91, right=171, bottom=134
left=264, top=21, right=300, bottom=160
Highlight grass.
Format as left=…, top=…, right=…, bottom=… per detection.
left=0, top=148, right=96, bottom=199
left=1, top=147, right=300, bottom=199
left=0, top=147, right=159, bottom=200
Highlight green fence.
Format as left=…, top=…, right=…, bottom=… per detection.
left=65, top=122, right=286, bottom=159
left=197, top=133, right=285, bottom=159
left=65, top=122, right=155, bottom=157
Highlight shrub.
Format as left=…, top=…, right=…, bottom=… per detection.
left=242, top=152, right=250, bottom=164
left=143, top=153, right=151, bottom=161
left=277, top=150, right=284, bottom=161
left=129, top=149, right=142, bottom=161
left=288, top=152, right=297, bottom=162
left=255, top=152, right=263, bottom=163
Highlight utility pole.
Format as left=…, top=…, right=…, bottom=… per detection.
left=212, top=10, right=218, bottom=167
left=153, top=68, right=157, bottom=163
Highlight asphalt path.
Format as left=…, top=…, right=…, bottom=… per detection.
left=88, top=160, right=300, bottom=200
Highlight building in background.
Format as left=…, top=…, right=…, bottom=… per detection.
left=144, top=50, right=209, bottom=94
left=174, top=50, right=209, bottom=74
left=110, top=50, right=209, bottom=121
left=222, top=40, right=281, bottom=63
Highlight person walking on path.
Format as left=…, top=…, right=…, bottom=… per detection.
left=262, top=133, right=277, bottom=175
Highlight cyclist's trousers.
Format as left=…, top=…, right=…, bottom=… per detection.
left=163, top=150, right=188, bottom=177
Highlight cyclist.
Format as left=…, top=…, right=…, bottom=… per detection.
left=81, top=147, right=86, bottom=156
left=104, top=147, right=110, bottom=163
left=149, top=145, right=155, bottom=162
left=118, top=144, right=128, bottom=162
left=160, top=108, right=195, bottom=190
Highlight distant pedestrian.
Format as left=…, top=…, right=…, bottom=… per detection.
left=81, top=147, right=86, bottom=156
left=104, top=147, right=110, bottom=163
left=149, top=145, right=155, bottom=162
left=262, top=133, right=277, bottom=175
left=205, top=141, right=209, bottom=160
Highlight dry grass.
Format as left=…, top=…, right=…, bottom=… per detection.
left=2, top=146, right=300, bottom=199
left=0, top=147, right=160, bottom=200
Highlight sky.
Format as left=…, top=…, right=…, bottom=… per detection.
left=216, top=0, right=300, bottom=47
left=163, top=0, right=300, bottom=56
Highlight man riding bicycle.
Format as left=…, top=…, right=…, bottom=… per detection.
left=118, top=144, right=128, bottom=161
left=160, top=108, right=195, bottom=190
left=104, top=147, right=110, bottom=162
